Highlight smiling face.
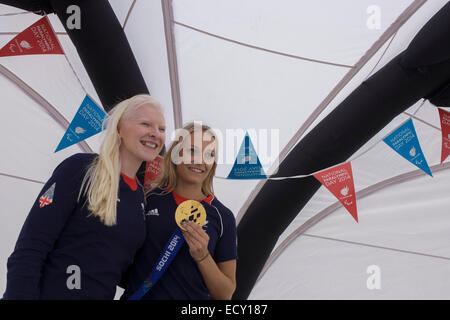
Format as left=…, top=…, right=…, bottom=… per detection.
left=176, top=130, right=216, bottom=188
left=118, top=103, right=166, bottom=165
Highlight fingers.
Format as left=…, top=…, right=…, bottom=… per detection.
left=182, top=221, right=209, bottom=261
left=182, top=222, right=208, bottom=246
left=183, top=231, right=206, bottom=260
left=183, top=232, right=202, bottom=252
left=183, top=221, right=209, bottom=241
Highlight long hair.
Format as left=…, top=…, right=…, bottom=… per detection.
left=155, top=122, right=218, bottom=197
left=78, top=94, right=162, bottom=226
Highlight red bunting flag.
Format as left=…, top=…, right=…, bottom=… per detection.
left=313, top=162, right=358, bottom=222
left=438, top=108, right=450, bottom=163
left=144, top=155, right=163, bottom=189
left=0, top=16, right=63, bottom=57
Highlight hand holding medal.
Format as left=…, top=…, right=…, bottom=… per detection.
left=175, top=200, right=210, bottom=262
left=129, top=200, right=209, bottom=299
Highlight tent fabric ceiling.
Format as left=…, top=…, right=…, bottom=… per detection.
left=1, top=0, right=449, bottom=299
left=172, top=0, right=412, bottom=66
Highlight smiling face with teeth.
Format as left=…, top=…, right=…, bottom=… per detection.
left=175, top=130, right=216, bottom=190
left=118, top=103, right=166, bottom=176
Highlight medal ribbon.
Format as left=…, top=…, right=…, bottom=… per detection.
left=128, top=227, right=185, bottom=300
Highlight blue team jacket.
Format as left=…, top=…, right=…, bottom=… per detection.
left=3, top=153, right=146, bottom=300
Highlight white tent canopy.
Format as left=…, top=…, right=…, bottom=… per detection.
left=1, top=0, right=449, bottom=299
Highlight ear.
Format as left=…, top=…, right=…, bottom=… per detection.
left=117, top=122, right=122, bottom=136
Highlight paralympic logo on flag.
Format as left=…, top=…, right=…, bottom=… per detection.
left=383, top=118, right=432, bottom=177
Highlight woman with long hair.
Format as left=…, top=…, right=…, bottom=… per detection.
left=3, top=94, right=166, bottom=299
left=121, top=122, right=237, bottom=300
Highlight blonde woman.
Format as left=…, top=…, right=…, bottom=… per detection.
left=3, top=94, right=165, bottom=300
left=121, top=122, right=237, bottom=300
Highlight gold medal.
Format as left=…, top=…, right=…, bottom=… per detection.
left=175, top=200, right=207, bottom=230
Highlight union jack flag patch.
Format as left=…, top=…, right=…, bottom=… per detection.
left=39, top=182, right=55, bottom=208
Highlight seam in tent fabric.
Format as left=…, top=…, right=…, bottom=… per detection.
left=55, top=32, right=90, bottom=94
left=0, top=11, right=31, bottom=17
left=363, top=31, right=398, bottom=81
left=0, top=64, right=93, bottom=153
left=173, top=21, right=355, bottom=69
left=256, top=160, right=450, bottom=283
left=236, top=0, right=428, bottom=225
left=412, top=99, right=427, bottom=116
left=122, top=0, right=136, bottom=31
left=0, top=172, right=45, bottom=184
left=302, top=234, right=450, bottom=260
left=403, top=111, right=442, bottom=131
left=162, top=0, right=183, bottom=129
left=63, top=50, right=88, bottom=93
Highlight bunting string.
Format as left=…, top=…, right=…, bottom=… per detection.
left=214, top=111, right=446, bottom=181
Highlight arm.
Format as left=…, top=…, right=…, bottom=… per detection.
left=182, top=221, right=236, bottom=300
left=197, top=257, right=236, bottom=300
left=3, top=154, right=87, bottom=299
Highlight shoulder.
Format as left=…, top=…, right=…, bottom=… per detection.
left=210, top=197, right=234, bottom=216
left=209, top=197, right=236, bottom=224
left=209, top=198, right=237, bottom=242
left=53, top=153, right=98, bottom=178
left=56, top=153, right=97, bottom=169
left=61, top=153, right=98, bottom=166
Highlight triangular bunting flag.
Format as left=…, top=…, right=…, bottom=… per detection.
left=313, top=162, right=358, bottom=222
left=383, top=118, right=432, bottom=177
left=227, top=132, right=266, bottom=179
left=144, top=155, right=163, bottom=189
left=0, top=16, right=64, bottom=57
left=438, top=108, right=450, bottom=163
left=55, top=95, right=106, bottom=152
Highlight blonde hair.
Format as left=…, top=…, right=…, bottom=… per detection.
left=78, top=94, right=162, bottom=226
left=155, top=122, right=218, bottom=197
